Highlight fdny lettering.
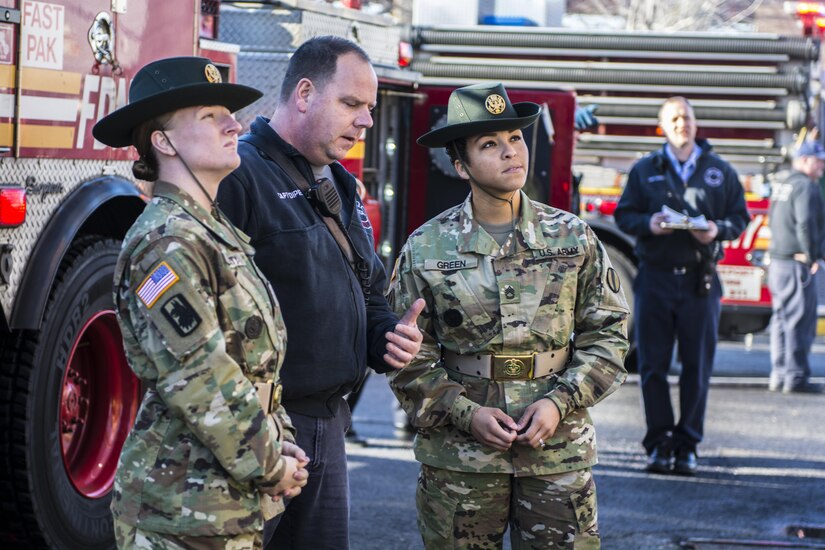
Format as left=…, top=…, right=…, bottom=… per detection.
left=533, top=246, right=580, bottom=259
left=79, top=74, right=129, bottom=149
left=277, top=190, right=303, bottom=200
left=647, top=175, right=666, bottom=183
left=424, top=258, right=478, bottom=271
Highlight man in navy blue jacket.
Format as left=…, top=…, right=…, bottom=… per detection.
left=218, top=36, right=424, bottom=549
left=614, top=97, right=749, bottom=476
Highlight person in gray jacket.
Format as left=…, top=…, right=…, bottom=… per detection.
left=768, top=138, right=825, bottom=394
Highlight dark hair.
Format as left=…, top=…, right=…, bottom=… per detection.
left=130, top=113, right=173, bottom=181
left=445, top=138, right=469, bottom=168
left=279, top=36, right=370, bottom=103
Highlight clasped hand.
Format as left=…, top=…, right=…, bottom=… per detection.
left=269, top=441, right=309, bottom=502
left=469, top=398, right=561, bottom=452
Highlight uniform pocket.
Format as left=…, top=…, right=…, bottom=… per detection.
left=416, top=466, right=459, bottom=544
left=530, top=254, right=583, bottom=341
left=430, top=271, right=497, bottom=353
left=570, top=471, right=599, bottom=538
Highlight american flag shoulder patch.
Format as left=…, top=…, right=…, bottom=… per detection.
left=137, top=262, right=180, bottom=308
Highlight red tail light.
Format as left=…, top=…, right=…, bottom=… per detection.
left=398, top=42, right=413, bottom=68
left=598, top=200, right=618, bottom=216
left=0, top=187, right=27, bottom=226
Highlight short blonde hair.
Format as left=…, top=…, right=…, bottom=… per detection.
left=658, top=96, right=693, bottom=123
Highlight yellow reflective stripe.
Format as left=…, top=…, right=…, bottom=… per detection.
left=20, top=68, right=82, bottom=94
left=0, top=122, right=11, bottom=147
left=0, top=65, right=14, bottom=89
left=19, top=123, right=74, bottom=148
left=343, top=140, right=364, bottom=159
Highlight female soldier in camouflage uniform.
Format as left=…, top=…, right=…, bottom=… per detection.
left=92, top=57, right=308, bottom=549
left=387, top=83, right=629, bottom=549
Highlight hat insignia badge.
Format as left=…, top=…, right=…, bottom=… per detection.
left=485, top=94, right=506, bottom=115
left=204, top=64, right=222, bottom=83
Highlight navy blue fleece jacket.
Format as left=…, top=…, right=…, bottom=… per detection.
left=218, top=117, right=398, bottom=417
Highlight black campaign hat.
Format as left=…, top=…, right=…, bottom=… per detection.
left=417, top=82, right=541, bottom=148
left=93, top=56, right=262, bottom=148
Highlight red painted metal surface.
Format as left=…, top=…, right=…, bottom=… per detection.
left=2, top=0, right=198, bottom=161
left=59, top=311, right=140, bottom=499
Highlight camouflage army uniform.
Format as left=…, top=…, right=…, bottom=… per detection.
left=388, top=191, right=629, bottom=549
left=112, top=181, right=293, bottom=546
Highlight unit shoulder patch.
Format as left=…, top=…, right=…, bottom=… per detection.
left=605, top=267, right=621, bottom=293
left=160, top=294, right=203, bottom=337
left=137, top=262, right=180, bottom=308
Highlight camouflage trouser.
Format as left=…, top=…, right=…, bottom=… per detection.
left=416, top=465, right=599, bottom=550
left=114, top=518, right=262, bottom=550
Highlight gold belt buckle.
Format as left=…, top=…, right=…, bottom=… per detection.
left=492, top=353, right=535, bottom=380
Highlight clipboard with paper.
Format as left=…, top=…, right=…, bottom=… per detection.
left=658, top=205, right=710, bottom=230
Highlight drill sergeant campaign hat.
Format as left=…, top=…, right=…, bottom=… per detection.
left=93, top=56, right=262, bottom=148
left=417, top=82, right=541, bottom=148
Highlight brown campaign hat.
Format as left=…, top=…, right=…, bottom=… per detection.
left=93, top=56, right=262, bottom=148
left=417, top=82, right=541, bottom=148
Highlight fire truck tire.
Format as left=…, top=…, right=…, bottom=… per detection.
left=0, top=237, right=139, bottom=549
left=602, top=243, right=637, bottom=372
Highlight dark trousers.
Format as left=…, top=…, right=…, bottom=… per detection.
left=634, top=264, right=722, bottom=454
left=264, top=398, right=352, bottom=550
left=768, top=259, right=818, bottom=389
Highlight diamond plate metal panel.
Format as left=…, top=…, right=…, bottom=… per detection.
left=219, top=6, right=302, bottom=51
left=300, top=11, right=400, bottom=67
left=220, top=2, right=403, bottom=102
left=234, top=52, right=291, bottom=129
left=0, top=158, right=133, bottom=319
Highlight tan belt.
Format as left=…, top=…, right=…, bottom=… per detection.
left=254, top=381, right=283, bottom=414
left=443, top=346, right=570, bottom=381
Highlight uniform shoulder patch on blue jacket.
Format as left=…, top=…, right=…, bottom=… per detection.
left=137, top=262, right=179, bottom=308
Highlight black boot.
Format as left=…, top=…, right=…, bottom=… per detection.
left=645, top=444, right=674, bottom=474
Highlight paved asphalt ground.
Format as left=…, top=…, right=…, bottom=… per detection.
left=345, top=334, right=825, bottom=550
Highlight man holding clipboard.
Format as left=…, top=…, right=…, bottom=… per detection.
left=614, top=96, right=750, bottom=476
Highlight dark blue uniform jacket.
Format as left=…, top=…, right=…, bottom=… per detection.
left=614, top=139, right=750, bottom=267
left=218, top=117, right=398, bottom=417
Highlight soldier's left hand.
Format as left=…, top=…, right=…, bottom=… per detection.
left=690, top=220, right=718, bottom=244
left=514, top=398, right=561, bottom=449
left=384, top=298, right=426, bottom=369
